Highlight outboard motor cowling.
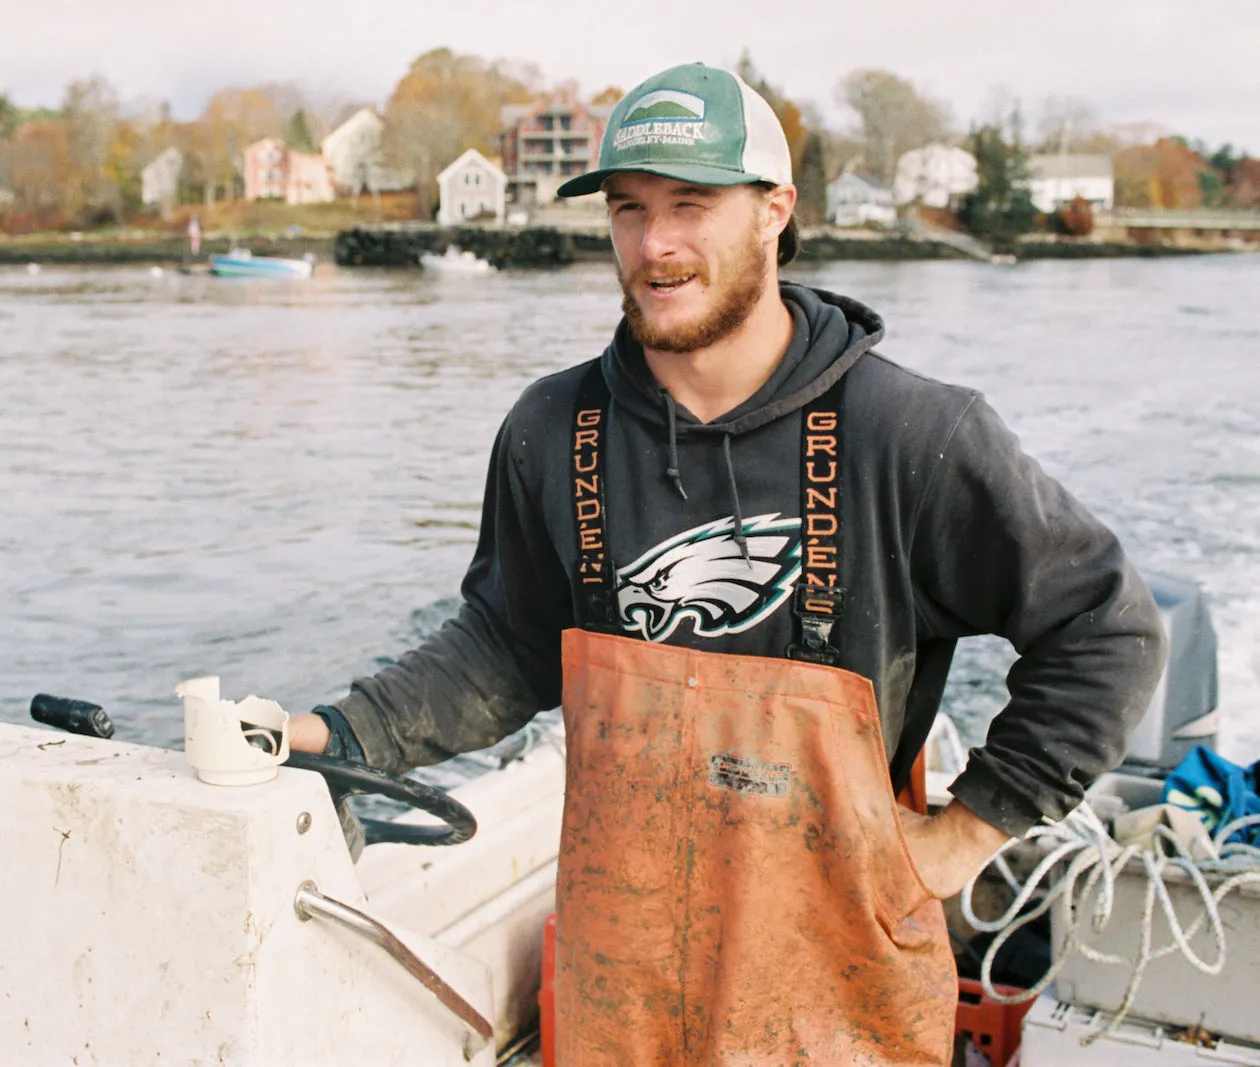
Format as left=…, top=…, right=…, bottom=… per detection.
left=1123, top=571, right=1219, bottom=774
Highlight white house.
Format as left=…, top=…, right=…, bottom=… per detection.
left=321, top=109, right=383, bottom=193
left=1028, top=154, right=1114, bottom=214
left=141, top=147, right=183, bottom=210
left=826, top=173, right=896, bottom=227
left=894, top=144, right=978, bottom=209
left=437, top=149, right=507, bottom=226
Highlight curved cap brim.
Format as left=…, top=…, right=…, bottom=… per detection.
left=556, top=163, right=768, bottom=198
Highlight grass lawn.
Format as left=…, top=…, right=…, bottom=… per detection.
left=0, top=192, right=424, bottom=243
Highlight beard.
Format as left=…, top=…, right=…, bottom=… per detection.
left=618, top=228, right=769, bottom=354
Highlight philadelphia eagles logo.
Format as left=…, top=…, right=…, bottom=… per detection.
left=616, top=513, right=801, bottom=642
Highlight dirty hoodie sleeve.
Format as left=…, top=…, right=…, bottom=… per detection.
left=331, top=415, right=570, bottom=774
left=912, top=393, right=1168, bottom=837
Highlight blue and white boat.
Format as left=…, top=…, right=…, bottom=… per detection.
left=210, top=248, right=315, bottom=279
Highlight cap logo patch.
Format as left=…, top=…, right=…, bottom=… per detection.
left=614, top=90, right=708, bottom=153
left=623, top=89, right=706, bottom=125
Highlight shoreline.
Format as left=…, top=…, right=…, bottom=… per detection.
left=0, top=224, right=1241, bottom=267
left=0, top=233, right=333, bottom=265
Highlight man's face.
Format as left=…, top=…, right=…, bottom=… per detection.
left=606, top=173, right=774, bottom=354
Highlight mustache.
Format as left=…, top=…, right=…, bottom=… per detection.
left=620, top=261, right=711, bottom=288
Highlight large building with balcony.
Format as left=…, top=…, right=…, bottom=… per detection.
left=499, top=101, right=614, bottom=208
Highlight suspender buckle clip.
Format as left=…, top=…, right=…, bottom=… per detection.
left=584, top=588, right=619, bottom=632
left=787, top=587, right=843, bottom=665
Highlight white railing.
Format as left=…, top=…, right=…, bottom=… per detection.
left=1098, top=208, right=1260, bottom=230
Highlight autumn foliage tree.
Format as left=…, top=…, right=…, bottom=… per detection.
left=199, top=87, right=284, bottom=203
left=837, top=69, right=951, bottom=186
left=62, top=76, right=123, bottom=221
left=1053, top=196, right=1095, bottom=237
left=1114, top=138, right=1207, bottom=210
left=734, top=51, right=809, bottom=175
left=383, top=48, right=537, bottom=218
left=0, top=95, right=18, bottom=213
left=9, top=120, right=72, bottom=213
left=589, top=86, right=624, bottom=107
left=1227, top=157, right=1260, bottom=209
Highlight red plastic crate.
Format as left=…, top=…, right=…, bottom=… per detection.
left=955, top=977, right=1034, bottom=1067
left=539, top=912, right=557, bottom=1067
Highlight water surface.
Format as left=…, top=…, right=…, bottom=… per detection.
left=2, top=254, right=1257, bottom=764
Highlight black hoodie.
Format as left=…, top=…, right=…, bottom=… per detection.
left=334, top=282, right=1166, bottom=837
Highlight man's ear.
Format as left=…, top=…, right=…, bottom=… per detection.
left=762, top=183, right=798, bottom=243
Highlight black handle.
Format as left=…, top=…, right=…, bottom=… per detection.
left=30, top=694, right=116, bottom=739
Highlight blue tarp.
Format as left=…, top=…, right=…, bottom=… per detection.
left=1163, top=745, right=1260, bottom=847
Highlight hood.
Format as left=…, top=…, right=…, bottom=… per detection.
left=600, top=282, right=885, bottom=437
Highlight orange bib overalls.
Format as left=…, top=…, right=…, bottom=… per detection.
left=555, top=365, right=956, bottom=1065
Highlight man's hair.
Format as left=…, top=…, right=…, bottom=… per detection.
left=756, top=182, right=800, bottom=267
left=778, top=214, right=801, bottom=267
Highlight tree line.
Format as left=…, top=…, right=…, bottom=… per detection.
left=0, top=48, right=1256, bottom=234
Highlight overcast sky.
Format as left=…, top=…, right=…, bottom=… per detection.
left=5, top=0, right=1258, bottom=152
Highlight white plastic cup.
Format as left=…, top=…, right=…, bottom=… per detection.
left=178, top=675, right=290, bottom=786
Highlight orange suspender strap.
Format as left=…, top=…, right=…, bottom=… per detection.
left=786, top=376, right=847, bottom=665
left=571, top=362, right=617, bottom=632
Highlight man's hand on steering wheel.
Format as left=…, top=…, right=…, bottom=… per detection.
left=285, top=710, right=477, bottom=850
left=285, top=750, right=478, bottom=848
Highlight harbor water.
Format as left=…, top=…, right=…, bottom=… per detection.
left=2, top=254, right=1258, bottom=767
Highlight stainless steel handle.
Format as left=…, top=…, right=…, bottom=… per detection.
left=294, top=880, right=494, bottom=1060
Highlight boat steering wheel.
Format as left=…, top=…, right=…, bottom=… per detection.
left=286, top=752, right=477, bottom=847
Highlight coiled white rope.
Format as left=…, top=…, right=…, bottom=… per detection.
left=961, top=805, right=1260, bottom=1044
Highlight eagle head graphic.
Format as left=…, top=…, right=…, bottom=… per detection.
left=615, top=514, right=801, bottom=642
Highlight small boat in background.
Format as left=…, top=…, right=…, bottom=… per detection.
left=210, top=248, right=314, bottom=279
left=420, top=246, right=494, bottom=274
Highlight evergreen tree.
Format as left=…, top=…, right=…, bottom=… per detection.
left=795, top=131, right=827, bottom=225
left=0, top=93, right=18, bottom=139
left=957, top=121, right=1037, bottom=248
left=1197, top=168, right=1227, bottom=208
left=286, top=109, right=316, bottom=152
left=1209, top=143, right=1239, bottom=177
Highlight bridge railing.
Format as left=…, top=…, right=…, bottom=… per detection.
left=1097, top=208, right=1260, bottom=230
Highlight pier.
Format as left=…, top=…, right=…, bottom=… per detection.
left=331, top=222, right=979, bottom=268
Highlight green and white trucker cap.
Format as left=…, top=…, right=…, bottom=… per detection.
left=555, top=63, right=792, bottom=198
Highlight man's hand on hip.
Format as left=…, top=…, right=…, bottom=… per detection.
left=898, top=800, right=1012, bottom=900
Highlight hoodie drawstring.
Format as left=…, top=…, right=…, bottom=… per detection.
left=663, top=392, right=688, bottom=501
left=661, top=392, right=751, bottom=566
left=722, top=433, right=751, bottom=565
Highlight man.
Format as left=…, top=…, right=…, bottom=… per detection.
left=291, top=63, right=1165, bottom=1065
left=187, top=212, right=201, bottom=258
